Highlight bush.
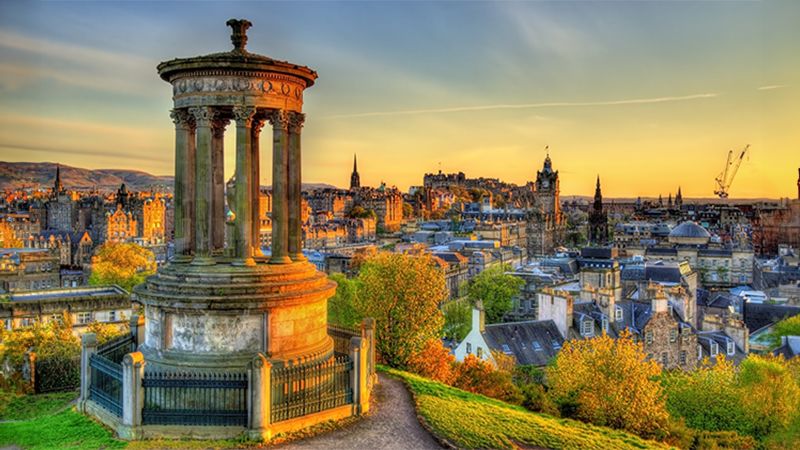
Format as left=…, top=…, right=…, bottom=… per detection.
left=407, top=339, right=455, bottom=384
left=452, top=354, right=523, bottom=404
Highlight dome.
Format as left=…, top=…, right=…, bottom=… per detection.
left=668, top=221, right=711, bottom=245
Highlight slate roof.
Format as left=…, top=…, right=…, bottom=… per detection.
left=698, top=331, right=747, bottom=364
left=773, top=336, right=800, bottom=359
left=645, top=247, right=678, bottom=257
left=743, top=302, right=800, bottom=333
left=698, top=291, right=738, bottom=309
left=482, top=320, right=564, bottom=366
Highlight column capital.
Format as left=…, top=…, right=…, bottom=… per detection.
left=188, top=106, right=216, bottom=128
left=232, top=105, right=257, bottom=127
left=267, top=109, right=290, bottom=131
left=252, top=117, right=267, bottom=137
left=288, top=112, right=305, bottom=134
left=170, top=109, right=194, bottom=130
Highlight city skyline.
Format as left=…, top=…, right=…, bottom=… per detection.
left=0, top=1, right=798, bottom=198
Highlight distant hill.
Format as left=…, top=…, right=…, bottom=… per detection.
left=0, top=162, right=338, bottom=192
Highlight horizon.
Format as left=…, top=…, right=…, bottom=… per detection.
left=0, top=1, right=798, bottom=198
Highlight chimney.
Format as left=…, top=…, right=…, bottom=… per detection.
left=474, top=300, right=486, bottom=333
left=649, top=282, right=668, bottom=314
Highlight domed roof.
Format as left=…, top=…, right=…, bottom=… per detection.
left=668, top=221, right=711, bottom=245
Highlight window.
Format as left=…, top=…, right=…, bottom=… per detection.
left=698, top=345, right=703, bottom=360
left=108, top=311, right=116, bottom=322
left=50, top=314, right=63, bottom=324
left=477, top=347, right=483, bottom=359
left=615, top=306, right=623, bottom=322
left=680, top=350, right=687, bottom=366
left=580, top=319, right=594, bottom=337
left=552, top=340, right=561, bottom=349
left=4, top=319, right=13, bottom=330
left=501, top=344, right=512, bottom=354
left=645, top=331, right=654, bottom=345
left=601, top=316, right=609, bottom=334
left=726, top=340, right=735, bottom=356
left=710, top=341, right=719, bottom=357
left=532, top=340, right=543, bottom=351
left=661, top=352, right=669, bottom=367
left=77, top=312, right=92, bottom=325
left=466, top=342, right=472, bottom=354
left=20, top=317, right=36, bottom=327
left=669, top=329, right=678, bottom=343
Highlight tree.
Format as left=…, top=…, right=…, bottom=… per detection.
left=768, top=315, right=800, bottom=349
left=466, top=265, right=523, bottom=323
left=442, top=299, right=471, bottom=341
left=327, top=273, right=363, bottom=328
left=402, top=203, right=414, bottom=219
left=88, top=242, right=156, bottom=292
left=354, top=252, right=448, bottom=368
left=547, top=332, right=669, bottom=438
left=407, top=339, right=455, bottom=384
left=737, top=355, right=800, bottom=439
left=452, top=354, right=522, bottom=404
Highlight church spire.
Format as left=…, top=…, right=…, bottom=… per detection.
left=54, top=164, right=64, bottom=194
left=350, top=153, right=361, bottom=190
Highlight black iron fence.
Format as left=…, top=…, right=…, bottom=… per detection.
left=328, top=324, right=360, bottom=355
left=89, top=353, right=123, bottom=417
left=99, top=334, right=136, bottom=364
left=271, top=355, right=353, bottom=423
left=141, top=371, right=248, bottom=426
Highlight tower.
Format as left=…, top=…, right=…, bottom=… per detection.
left=526, top=150, right=565, bottom=256
left=588, top=176, right=609, bottom=244
left=54, top=164, right=64, bottom=195
left=676, top=186, right=683, bottom=208
left=350, top=154, right=361, bottom=189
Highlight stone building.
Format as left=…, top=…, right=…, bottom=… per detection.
left=0, top=248, right=60, bottom=293
left=139, top=193, right=166, bottom=244
left=46, top=166, right=78, bottom=233
left=588, top=176, right=609, bottom=245
left=527, top=153, right=566, bottom=256
left=349, top=154, right=360, bottom=190
left=1, top=285, right=132, bottom=335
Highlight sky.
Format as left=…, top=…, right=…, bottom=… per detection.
left=0, top=1, right=798, bottom=199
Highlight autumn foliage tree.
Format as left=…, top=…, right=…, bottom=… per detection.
left=452, top=354, right=522, bottom=404
left=88, top=242, right=156, bottom=292
left=354, top=252, right=448, bottom=368
left=547, top=331, right=669, bottom=438
left=0, top=222, right=23, bottom=248
left=407, top=339, right=455, bottom=384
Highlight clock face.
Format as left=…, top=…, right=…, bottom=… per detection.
left=542, top=180, right=549, bottom=189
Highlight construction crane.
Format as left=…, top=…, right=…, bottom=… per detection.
left=714, top=144, right=750, bottom=198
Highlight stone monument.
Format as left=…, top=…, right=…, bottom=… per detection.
left=135, top=18, right=335, bottom=371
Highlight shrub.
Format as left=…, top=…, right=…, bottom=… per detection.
left=452, top=354, right=523, bottom=404
left=407, top=339, right=455, bottom=384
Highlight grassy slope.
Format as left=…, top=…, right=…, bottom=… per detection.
left=381, top=367, right=671, bottom=450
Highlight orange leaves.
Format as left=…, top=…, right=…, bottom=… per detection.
left=408, top=339, right=456, bottom=385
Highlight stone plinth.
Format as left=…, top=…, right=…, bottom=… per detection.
left=133, top=260, right=335, bottom=370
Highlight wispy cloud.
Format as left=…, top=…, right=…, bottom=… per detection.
left=757, top=84, right=789, bottom=90
left=325, top=93, right=720, bottom=120
left=498, top=3, right=599, bottom=61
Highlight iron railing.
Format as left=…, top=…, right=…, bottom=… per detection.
left=98, top=334, right=136, bottom=364
left=328, top=324, right=360, bottom=355
left=89, top=353, right=123, bottom=417
left=34, top=354, right=80, bottom=393
left=271, top=355, right=353, bottom=423
left=141, top=371, right=248, bottom=426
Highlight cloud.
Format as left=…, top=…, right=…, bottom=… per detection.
left=324, top=93, right=720, bottom=119
left=757, top=84, right=788, bottom=90
left=498, top=3, right=599, bottom=61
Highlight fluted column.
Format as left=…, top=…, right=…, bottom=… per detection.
left=169, top=109, right=195, bottom=260
left=268, top=109, right=291, bottom=264
left=232, top=106, right=256, bottom=266
left=288, top=112, right=306, bottom=261
left=211, top=117, right=228, bottom=253
left=188, top=106, right=216, bottom=265
left=251, top=116, right=266, bottom=257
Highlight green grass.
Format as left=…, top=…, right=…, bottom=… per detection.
left=0, top=409, right=126, bottom=450
left=0, top=391, right=77, bottom=420
left=381, top=366, right=672, bottom=450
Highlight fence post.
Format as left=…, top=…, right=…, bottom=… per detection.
left=247, top=353, right=271, bottom=441
left=362, top=317, right=377, bottom=387
left=350, top=336, right=369, bottom=414
left=129, top=312, right=145, bottom=347
left=78, top=333, right=97, bottom=413
left=119, top=351, right=145, bottom=440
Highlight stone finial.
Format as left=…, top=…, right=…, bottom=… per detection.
left=226, top=19, right=252, bottom=53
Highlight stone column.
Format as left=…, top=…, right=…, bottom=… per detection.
left=362, top=317, right=377, bottom=387
left=188, top=106, right=215, bottom=265
left=129, top=312, right=145, bottom=347
left=251, top=116, right=266, bottom=257
left=288, top=112, right=306, bottom=261
left=247, top=353, right=271, bottom=440
left=268, top=110, right=291, bottom=264
left=169, top=109, right=195, bottom=260
left=119, top=352, right=145, bottom=440
left=79, top=332, right=97, bottom=412
left=232, top=106, right=256, bottom=265
left=211, top=117, right=228, bottom=253
left=350, top=336, right=370, bottom=414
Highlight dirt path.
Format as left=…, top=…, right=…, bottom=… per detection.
left=274, top=374, right=443, bottom=450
